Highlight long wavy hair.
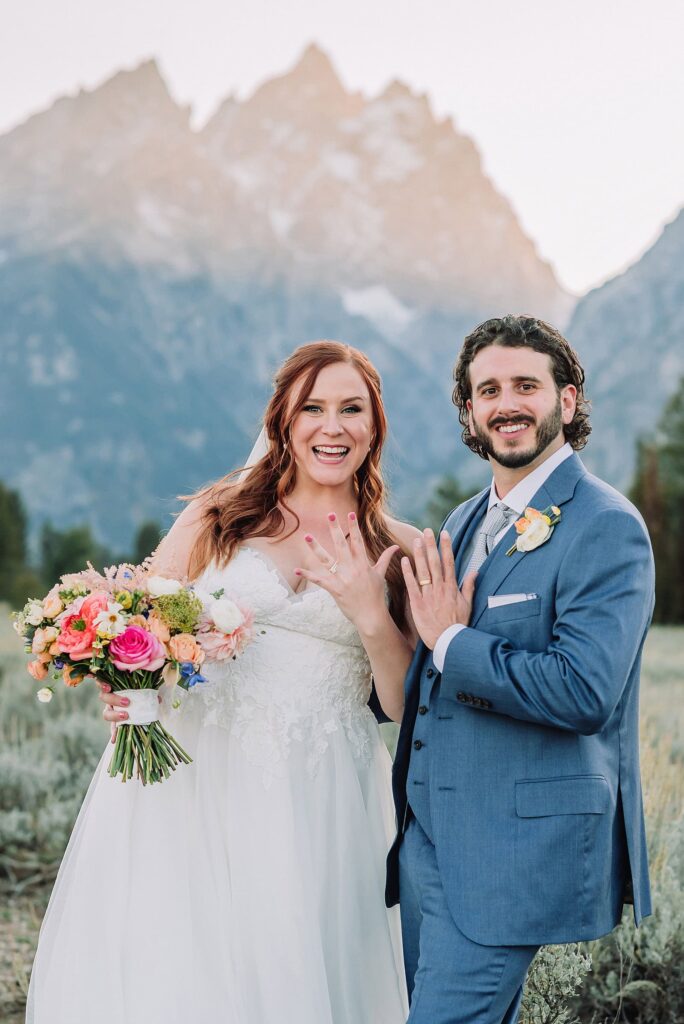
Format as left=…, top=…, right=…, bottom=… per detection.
left=452, top=314, right=591, bottom=459
left=186, top=340, right=409, bottom=630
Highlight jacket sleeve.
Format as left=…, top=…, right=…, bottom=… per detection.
left=439, top=507, right=655, bottom=734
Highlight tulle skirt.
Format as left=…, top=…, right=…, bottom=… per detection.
left=26, top=698, right=408, bottom=1023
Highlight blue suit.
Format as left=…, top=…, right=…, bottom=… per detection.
left=387, top=454, right=654, bottom=1019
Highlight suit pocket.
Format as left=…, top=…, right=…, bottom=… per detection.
left=515, top=775, right=610, bottom=817
left=484, top=595, right=541, bottom=623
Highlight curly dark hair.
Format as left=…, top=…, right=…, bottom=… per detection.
left=452, top=314, right=591, bottom=459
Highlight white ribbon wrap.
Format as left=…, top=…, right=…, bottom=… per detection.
left=115, top=689, right=160, bottom=727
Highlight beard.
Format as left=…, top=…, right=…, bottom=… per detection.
left=472, top=397, right=563, bottom=469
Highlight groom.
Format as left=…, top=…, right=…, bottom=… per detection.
left=387, top=315, right=654, bottom=1024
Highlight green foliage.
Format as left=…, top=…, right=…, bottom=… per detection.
left=39, top=521, right=114, bottom=585
left=630, top=376, right=684, bottom=623
left=521, top=944, right=591, bottom=1024
left=132, top=520, right=162, bottom=565
left=154, top=589, right=203, bottom=633
left=424, top=475, right=480, bottom=533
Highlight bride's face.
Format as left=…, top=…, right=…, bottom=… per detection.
left=288, top=363, right=375, bottom=489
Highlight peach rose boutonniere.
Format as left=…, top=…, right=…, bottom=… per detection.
left=506, top=505, right=561, bottom=557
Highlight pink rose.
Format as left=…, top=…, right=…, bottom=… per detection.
left=57, top=612, right=97, bottom=661
left=109, top=625, right=166, bottom=672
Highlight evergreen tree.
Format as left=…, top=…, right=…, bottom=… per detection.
left=131, top=520, right=162, bottom=565
left=40, top=522, right=114, bottom=585
left=425, top=476, right=479, bottom=534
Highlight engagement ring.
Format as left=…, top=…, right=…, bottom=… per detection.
left=329, top=561, right=339, bottom=575
left=418, top=579, right=431, bottom=587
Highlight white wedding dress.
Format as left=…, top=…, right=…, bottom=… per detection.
left=26, top=546, right=408, bottom=1024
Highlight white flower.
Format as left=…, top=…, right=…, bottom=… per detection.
left=147, top=576, right=183, bottom=598
left=36, top=687, right=54, bottom=703
left=93, top=602, right=127, bottom=637
left=12, top=612, right=26, bottom=636
left=516, top=518, right=553, bottom=553
left=210, top=598, right=244, bottom=635
left=24, top=599, right=45, bottom=626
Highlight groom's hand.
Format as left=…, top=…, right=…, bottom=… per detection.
left=402, top=529, right=477, bottom=649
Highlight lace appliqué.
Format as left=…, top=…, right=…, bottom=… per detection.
left=185, top=549, right=378, bottom=786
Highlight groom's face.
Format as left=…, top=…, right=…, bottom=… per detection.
left=466, top=344, right=576, bottom=470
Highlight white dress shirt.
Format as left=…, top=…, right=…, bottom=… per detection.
left=432, top=442, right=574, bottom=672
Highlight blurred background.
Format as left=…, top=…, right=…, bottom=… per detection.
left=1, top=2, right=683, bottom=1021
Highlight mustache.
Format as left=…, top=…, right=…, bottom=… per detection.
left=487, top=415, right=535, bottom=430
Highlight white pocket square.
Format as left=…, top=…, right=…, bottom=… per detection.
left=488, top=592, right=538, bottom=609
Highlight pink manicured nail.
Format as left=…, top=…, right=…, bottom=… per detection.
left=349, top=512, right=356, bottom=521
left=120, top=698, right=130, bottom=706
left=294, top=569, right=302, bottom=576
left=328, top=513, right=336, bottom=521
left=304, top=534, right=313, bottom=542
left=118, top=712, right=128, bottom=720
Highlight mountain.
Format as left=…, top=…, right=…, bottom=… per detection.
left=567, top=207, right=684, bottom=489
left=0, top=47, right=573, bottom=548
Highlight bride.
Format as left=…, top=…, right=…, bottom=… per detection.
left=27, top=340, right=420, bottom=1024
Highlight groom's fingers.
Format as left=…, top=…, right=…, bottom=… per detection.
left=461, top=571, right=478, bottom=611
left=401, top=556, right=422, bottom=606
left=439, top=530, right=456, bottom=582
left=423, top=528, right=444, bottom=584
left=412, top=538, right=431, bottom=587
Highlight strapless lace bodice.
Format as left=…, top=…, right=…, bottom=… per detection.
left=178, top=547, right=376, bottom=784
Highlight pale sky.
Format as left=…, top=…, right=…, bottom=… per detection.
left=2, top=0, right=683, bottom=294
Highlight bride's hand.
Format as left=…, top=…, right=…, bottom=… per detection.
left=97, top=682, right=162, bottom=743
left=294, top=512, right=399, bottom=632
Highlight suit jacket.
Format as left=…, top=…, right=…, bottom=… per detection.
left=386, top=454, right=654, bottom=946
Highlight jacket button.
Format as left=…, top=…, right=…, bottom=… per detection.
left=418, top=705, right=428, bottom=715
left=413, top=740, right=423, bottom=750
left=426, top=668, right=434, bottom=678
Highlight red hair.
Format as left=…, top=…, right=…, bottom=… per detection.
left=186, top=341, right=408, bottom=630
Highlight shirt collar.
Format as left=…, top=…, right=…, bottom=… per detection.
left=487, top=442, right=574, bottom=516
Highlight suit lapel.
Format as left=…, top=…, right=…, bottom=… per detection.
left=453, top=489, right=489, bottom=581
left=469, top=454, right=587, bottom=627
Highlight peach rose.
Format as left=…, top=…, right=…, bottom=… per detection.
left=32, top=625, right=60, bottom=654
left=147, top=611, right=171, bottom=643
left=48, top=641, right=61, bottom=656
left=128, top=614, right=151, bottom=630
left=167, top=633, right=205, bottom=665
left=63, top=663, right=86, bottom=687
left=42, top=589, right=64, bottom=619
left=27, top=659, right=49, bottom=681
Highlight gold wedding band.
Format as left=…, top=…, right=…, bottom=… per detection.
left=418, top=578, right=431, bottom=587
left=329, top=561, right=339, bottom=575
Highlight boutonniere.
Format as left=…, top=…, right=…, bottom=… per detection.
left=506, top=505, right=561, bottom=556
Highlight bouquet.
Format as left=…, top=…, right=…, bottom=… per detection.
left=13, top=564, right=254, bottom=785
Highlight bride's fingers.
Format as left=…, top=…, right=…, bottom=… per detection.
left=304, top=533, right=335, bottom=568
left=99, top=690, right=130, bottom=709
left=327, top=512, right=350, bottom=561
left=293, top=566, right=334, bottom=591
left=374, top=545, right=400, bottom=579
left=103, top=706, right=129, bottom=723
left=347, top=512, right=367, bottom=561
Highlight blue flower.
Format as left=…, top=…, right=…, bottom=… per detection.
left=54, top=658, right=65, bottom=669
left=180, top=661, right=207, bottom=688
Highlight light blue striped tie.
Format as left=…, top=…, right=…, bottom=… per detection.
left=464, top=502, right=516, bottom=576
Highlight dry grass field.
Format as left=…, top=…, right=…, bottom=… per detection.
left=0, top=611, right=682, bottom=1023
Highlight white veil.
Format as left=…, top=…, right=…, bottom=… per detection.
left=239, top=426, right=270, bottom=481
